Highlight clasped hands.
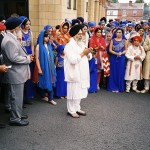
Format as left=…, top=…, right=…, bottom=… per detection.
left=134, top=55, right=142, bottom=61
left=83, top=47, right=93, bottom=55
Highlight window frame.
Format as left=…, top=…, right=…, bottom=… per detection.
left=67, top=0, right=71, bottom=9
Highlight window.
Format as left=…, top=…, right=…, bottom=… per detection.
left=122, top=10, right=126, bottom=16
left=133, top=10, right=137, bottom=16
left=86, top=2, right=88, bottom=12
left=67, top=0, right=71, bottom=9
left=0, top=0, right=29, bottom=18
left=73, top=0, right=76, bottom=10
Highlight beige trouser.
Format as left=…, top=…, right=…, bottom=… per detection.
left=144, top=79, right=150, bottom=90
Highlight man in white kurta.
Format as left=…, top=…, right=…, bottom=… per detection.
left=64, top=25, right=92, bottom=118
left=125, top=35, right=146, bottom=93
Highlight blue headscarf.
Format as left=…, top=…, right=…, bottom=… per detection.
left=57, top=44, right=65, bottom=57
left=112, top=27, right=127, bottom=40
left=38, top=30, right=56, bottom=91
left=18, top=16, right=27, bottom=29
left=44, top=25, right=52, bottom=31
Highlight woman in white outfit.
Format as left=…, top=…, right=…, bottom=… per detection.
left=64, top=25, right=92, bottom=118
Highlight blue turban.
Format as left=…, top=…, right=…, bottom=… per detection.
left=119, top=24, right=126, bottom=28
left=143, top=22, right=149, bottom=25
left=5, top=17, right=22, bottom=30
left=72, top=19, right=80, bottom=26
left=110, top=23, right=117, bottom=27
left=128, top=23, right=134, bottom=27
left=88, top=21, right=96, bottom=27
left=98, top=20, right=105, bottom=25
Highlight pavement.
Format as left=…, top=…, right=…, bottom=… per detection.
left=0, top=89, right=150, bottom=150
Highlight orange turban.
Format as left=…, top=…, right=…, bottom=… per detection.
left=132, top=36, right=142, bottom=43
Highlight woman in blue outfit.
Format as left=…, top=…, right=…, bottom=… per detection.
left=35, top=30, right=57, bottom=105
left=107, top=28, right=128, bottom=92
left=20, top=16, right=36, bottom=103
left=55, top=44, right=67, bottom=99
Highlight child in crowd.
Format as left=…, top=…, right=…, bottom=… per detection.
left=55, top=44, right=67, bottom=99
left=125, top=35, right=146, bottom=93
left=88, top=50, right=98, bottom=93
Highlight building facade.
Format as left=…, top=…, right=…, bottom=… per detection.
left=106, top=0, right=144, bottom=22
left=0, top=0, right=106, bottom=39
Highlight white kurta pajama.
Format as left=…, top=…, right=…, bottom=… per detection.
left=64, top=38, right=90, bottom=114
left=125, top=45, right=146, bottom=90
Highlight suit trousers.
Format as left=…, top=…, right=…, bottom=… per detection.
left=9, top=83, right=24, bottom=122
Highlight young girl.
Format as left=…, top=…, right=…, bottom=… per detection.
left=36, top=30, right=57, bottom=105
left=88, top=51, right=98, bottom=93
left=55, top=44, right=67, bottom=99
left=125, top=35, right=146, bottom=93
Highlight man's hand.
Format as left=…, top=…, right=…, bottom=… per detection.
left=0, top=65, right=8, bottom=72
left=30, top=55, right=34, bottom=62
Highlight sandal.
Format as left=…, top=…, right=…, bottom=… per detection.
left=67, top=112, right=80, bottom=118
left=49, top=100, right=57, bottom=105
left=41, top=97, right=48, bottom=101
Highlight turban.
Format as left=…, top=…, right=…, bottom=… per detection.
left=132, top=35, right=142, bottom=43
left=72, top=19, right=80, bottom=26
left=77, top=17, right=84, bottom=24
left=128, top=23, right=134, bottom=27
left=5, top=17, right=22, bottom=30
left=88, top=21, right=96, bottom=27
left=69, top=24, right=82, bottom=37
left=98, top=20, right=105, bottom=25
left=143, top=22, right=148, bottom=25
left=119, top=24, right=126, bottom=28
left=0, top=22, right=6, bottom=31
left=110, top=23, right=117, bottom=27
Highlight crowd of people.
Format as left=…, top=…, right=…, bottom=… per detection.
left=0, top=14, right=150, bottom=127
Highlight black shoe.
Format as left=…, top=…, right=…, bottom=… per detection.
left=9, top=120, right=29, bottom=126
left=0, top=123, right=6, bottom=128
left=24, top=101, right=33, bottom=105
left=21, top=114, right=28, bottom=119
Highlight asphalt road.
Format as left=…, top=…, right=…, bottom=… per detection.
left=0, top=89, right=150, bottom=150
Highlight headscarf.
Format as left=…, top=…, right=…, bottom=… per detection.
left=38, top=30, right=56, bottom=91
left=57, top=44, right=65, bottom=57
left=112, top=27, right=127, bottom=40
left=90, top=26, right=106, bottom=50
left=59, top=22, right=71, bottom=45
left=44, top=25, right=52, bottom=31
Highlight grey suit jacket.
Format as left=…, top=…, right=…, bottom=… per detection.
left=1, top=31, right=30, bottom=84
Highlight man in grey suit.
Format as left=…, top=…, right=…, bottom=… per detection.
left=1, top=17, right=33, bottom=126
